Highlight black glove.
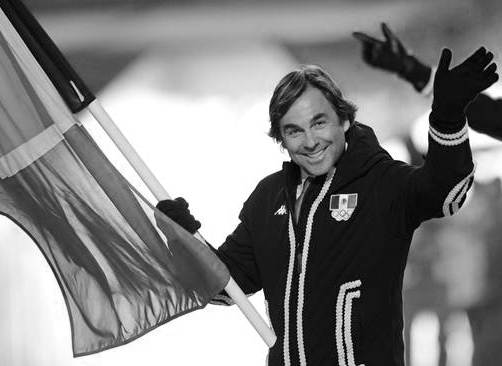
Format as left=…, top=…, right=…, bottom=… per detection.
left=156, top=197, right=201, bottom=234
left=353, top=22, right=432, bottom=91
left=431, top=47, right=499, bottom=128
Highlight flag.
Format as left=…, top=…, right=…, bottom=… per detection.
left=329, top=193, right=358, bottom=221
left=0, top=0, right=230, bottom=357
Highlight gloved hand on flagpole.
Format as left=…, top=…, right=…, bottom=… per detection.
left=156, top=197, right=201, bottom=234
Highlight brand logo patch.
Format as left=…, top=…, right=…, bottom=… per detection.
left=330, top=194, right=358, bottom=221
left=274, top=204, right=287, bottom=216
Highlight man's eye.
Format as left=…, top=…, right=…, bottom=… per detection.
left=286, top=129, right=302, bottom=137
left=313, top=120, right=327, bottom=128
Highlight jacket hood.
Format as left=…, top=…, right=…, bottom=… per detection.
left=282, top=122, right=391, bottom=192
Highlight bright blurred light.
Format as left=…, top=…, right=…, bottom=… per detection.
left=411, top=311, right=440, bottom=366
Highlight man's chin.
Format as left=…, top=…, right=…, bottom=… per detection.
left=300, top=163, right=332, bottom=178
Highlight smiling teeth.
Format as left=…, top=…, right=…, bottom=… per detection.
left=308, top=149, right=325, bottom=158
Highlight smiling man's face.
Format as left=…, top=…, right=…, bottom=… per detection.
left=279, top=86, right=349, bottom=178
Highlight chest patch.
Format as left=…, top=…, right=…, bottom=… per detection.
left=330, top=193, right=358, bottom=221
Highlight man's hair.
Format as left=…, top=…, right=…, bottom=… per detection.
left=268, top=64, right=357, bottom=143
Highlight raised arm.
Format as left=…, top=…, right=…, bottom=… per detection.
left=385, top=47, right=498, bottom=233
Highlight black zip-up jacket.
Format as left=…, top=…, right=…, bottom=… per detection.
left=213, top=121, right=474, bottom=366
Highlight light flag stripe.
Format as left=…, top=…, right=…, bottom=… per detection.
left=0, top=7, right=77, bottom=174
left=0, top=8, right=76, bottom=128
left=0, top=123, right=65, bottom=178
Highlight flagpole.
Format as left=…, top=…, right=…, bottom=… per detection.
left=86, top=100, right=276, bottom=348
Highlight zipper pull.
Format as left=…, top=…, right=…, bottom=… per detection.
left=296, top=252, right=303, bottom=273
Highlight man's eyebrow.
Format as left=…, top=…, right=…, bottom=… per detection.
left=281, top=123, right=303, bottom=130
left=311, top=113, right=327, bottom=122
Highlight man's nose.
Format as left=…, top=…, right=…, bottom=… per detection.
left=303, top=131, right=319, bottom=150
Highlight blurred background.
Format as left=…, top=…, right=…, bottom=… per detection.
left=1, top=0, right=502, bottom=365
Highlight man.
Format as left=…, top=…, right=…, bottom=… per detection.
left=157, top=49, right=497, bottom=365
left=354, top=23, right=502, bottom=366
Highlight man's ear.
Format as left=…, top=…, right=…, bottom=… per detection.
left=343, top=119, right=351, bottom=132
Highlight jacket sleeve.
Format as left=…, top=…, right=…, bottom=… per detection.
left=466, top=93, right=502, bottom=141
left=386, top=114, right=475, bottom=235
left=210, top=192, right=262, bottom=306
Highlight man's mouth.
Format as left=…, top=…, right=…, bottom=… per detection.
left=304, top=146, right=328, bottom=162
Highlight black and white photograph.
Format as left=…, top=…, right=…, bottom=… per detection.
left=1, top=0, right=502, bottom=365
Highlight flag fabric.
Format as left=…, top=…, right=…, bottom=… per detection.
left=0, top=0, right=230, bottom=357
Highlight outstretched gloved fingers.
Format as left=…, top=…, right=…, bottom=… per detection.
left=381, top=22, right=402, bottom=53
left=437, top=48, right=452, bottom=73
left=476, top=51, right=495, bottom=72
left=353, top=31, right=380, bottom=45
left=482, top=68, right=499, bottom=89
left=482, top=62, right=497, bottom=77
left=463, top=47, right=487, bottom=68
